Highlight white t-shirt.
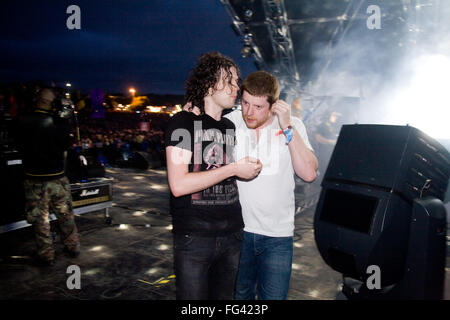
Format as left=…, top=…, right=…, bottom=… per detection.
left=225, top=110, right=314, bottom=237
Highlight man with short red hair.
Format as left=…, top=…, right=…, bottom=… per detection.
left=226, top=70, right=318, bottom=300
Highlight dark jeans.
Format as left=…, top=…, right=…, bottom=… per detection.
left=173, top=230, right=243, bottom=300
left=235, top=231, right=293, bottom=300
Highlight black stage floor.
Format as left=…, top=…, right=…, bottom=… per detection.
left=0, top=167, right=448, bottom=300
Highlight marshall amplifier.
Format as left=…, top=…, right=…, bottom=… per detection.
left=70, top=178, right=113, bottom=213
left=0, top=177, right=113, bottom=233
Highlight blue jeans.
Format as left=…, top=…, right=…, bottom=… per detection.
left=235, top=231, right=293, bottom=300
left=173, top=231, right=243, bottom=300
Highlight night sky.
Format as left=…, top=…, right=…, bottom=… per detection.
left=0, top=0, right=257, bottom=94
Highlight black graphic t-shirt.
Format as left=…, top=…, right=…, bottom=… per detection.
left=164, top=111, right=243, bottom=236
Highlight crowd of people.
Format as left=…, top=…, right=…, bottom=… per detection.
left=0, top=82, right=173, bottom=171
left=72, top=105, right=169, bottom=169
left=73, top=120, right=166, bottom=169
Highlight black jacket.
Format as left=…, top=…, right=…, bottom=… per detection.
left=15, top=109, right=72, bottom=180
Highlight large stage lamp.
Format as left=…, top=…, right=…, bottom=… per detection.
left=314, top=124, right=450, bottom=299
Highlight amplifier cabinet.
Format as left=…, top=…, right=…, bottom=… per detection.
left=0, top=177, right=113, bottom=233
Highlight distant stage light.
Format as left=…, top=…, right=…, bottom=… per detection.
left=146, top=267, right=161, bottom=275
left=157, top=244, right=169, bottom=251
left=241, top=45, right=252, bottom=58
left=84, top=269, right=101, bottom=276
left=308, top=290, right=319, bottom=298
left=132, top=211, right=145, bottom=217
left=150, top=184, right=166, bottom=190
left=89, top=245, right=104, bottom=252
left=243, top=32, right=253, bottom=44
left=148, top=106, right=162, bottom=113
left=118, top=224, right=129, bottom=230
left=244, top=9, right=253, bottom=21
left=385, top=54, right=450, bottom=140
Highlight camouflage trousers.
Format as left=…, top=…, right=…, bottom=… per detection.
left=24, top=176, right=80, bottom=262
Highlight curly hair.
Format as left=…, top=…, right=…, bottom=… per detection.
left=185, top=51, right=240, bottom=113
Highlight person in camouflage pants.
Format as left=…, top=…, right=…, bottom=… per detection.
left=24, top=176, right=80, bottom=263
left=15, top=88, right=80, bottom=266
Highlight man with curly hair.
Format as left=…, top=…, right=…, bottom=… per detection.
left=164, top=51, right=262, bottom=300
left=185, top=70, right=318, bottom=300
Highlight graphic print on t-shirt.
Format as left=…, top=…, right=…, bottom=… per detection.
left=204, top=142, right=225, bottom=170
left=191, top=125, right=238, bottom=205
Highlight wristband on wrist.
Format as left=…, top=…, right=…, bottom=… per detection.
left=282, top=125, right=293, bottom=134
left=277, top=125, right=293, bottom=144
left=285, top=127, right=294, bottom=144
left=276, top=125, right=293, bottom=135
left=275, top=125, right=294, bottom=144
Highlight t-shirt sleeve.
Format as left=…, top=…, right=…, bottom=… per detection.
left=164, top=111, right=193, bottom=151
left=292, top=116, right=314, bottom=152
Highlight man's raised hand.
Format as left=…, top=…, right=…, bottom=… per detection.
left=182, top=102, right=201, bottom=115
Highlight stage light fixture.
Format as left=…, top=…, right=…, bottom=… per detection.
left=241, top=45, right=252, bottom=58
left=243, top=32, right=253, bottom=44
left=244, top=9, right=253, bottom=21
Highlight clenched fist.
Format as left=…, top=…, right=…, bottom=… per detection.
left=233, top=156, right=262, bottom=180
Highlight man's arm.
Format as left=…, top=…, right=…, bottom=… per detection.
left=182, top=102, right=241, bottom=126
left=166, top=146, right=261, bottom=197
left=286, top=128, right=318, bottom=182
left=271, top=100, right=318, bottom=182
